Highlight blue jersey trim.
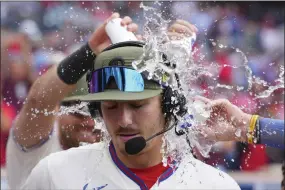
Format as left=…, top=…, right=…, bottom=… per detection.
left=158, top=160, right=177, bottom=184
left=158, top=166, right=175, bottom=183
left=109, top=143, right=148, bottom=190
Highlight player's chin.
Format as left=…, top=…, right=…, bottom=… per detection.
left=112, top=139, right=126, bottom=154
left=112, top=136, right=128, bottom=151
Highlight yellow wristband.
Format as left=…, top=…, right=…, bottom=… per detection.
left=247, top=115, right=259, bottom=144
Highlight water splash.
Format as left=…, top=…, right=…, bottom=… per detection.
left=134, top=2, right=213, bottom=165
left=209, top=40, right=284, bottom=97
left=93, top=116, right=111, bottom=143
left=58, top=102, right=91, bottom=116
left=50, top=2, right=283, bottom=169
left=234, top=47, right=253, bottom=91
left=134, top=2, right=284, bottom=164
left=254, top=65, right=284, bottom=99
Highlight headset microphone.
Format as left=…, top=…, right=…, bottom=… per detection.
left=125, top=122, right=177, bottom=155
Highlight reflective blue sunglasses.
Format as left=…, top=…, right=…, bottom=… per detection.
left=88, top=67, right=145, bottom=93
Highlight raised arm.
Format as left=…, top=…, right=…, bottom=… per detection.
left=12, top=13, right=138, bottom=149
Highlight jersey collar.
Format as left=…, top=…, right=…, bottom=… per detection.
left=109, top=142, right=177, bottom=189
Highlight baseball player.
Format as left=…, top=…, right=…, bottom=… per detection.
left=21, top=14, right=240, bottom=190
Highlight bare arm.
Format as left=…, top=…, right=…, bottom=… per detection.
left=12, top=13, right=138, bottom=149
left=13, top=65, right=76, bottom=148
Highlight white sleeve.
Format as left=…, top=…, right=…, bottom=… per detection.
left=21, top=157, right=54, bottom=190
left=6, top=122, right=62, bottom=190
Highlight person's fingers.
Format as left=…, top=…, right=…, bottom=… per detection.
left=211, top=99, right=243, bottom=121
left=167, top=32, right=185, bottom=40
left=121, top=16, right=132, bottom=26
left=127, top=23, right=138, bottom=33
left=211, top=98, right=229, bottom=107
left=210, top=99, right=230, bottom=114
left=168, top=23, right=194, bottom=36
left=176, top=19, right=198, bottom=33
left=106, top=12, right=120, bottom=24
left=96, top=12, right=120, bottom=34
left=136, top=34, right=143, bottom=41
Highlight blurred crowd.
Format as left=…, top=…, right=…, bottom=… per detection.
left=1, top=1, right=284, bottom=176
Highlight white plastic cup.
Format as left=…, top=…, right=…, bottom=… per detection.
left=166, top=32, right=197, bottom=57
left=105, top=18, right=138, bottom=44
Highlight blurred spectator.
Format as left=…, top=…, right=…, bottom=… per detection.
left=1, top=99, right=16, bottom=167
left=1, top=32, right=17, bottom=168
left=2, top=34, right=35, bottom=112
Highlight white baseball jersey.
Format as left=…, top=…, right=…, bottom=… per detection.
left=22, top=142, right=240, bottom=190
left=6, top=122, right=62, bottom=190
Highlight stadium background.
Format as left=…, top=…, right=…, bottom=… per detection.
left=1, top=1, right=284, bottom=190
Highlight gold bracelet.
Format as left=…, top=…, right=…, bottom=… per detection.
left=247, top=115, right=259, bottom=144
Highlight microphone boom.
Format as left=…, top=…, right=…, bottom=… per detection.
left=125, top=121, right=177, bottom=155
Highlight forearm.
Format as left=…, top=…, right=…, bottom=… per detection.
left=13, top=42, right=95, bottom=148
left=259, top=118, right=284, bottom=149
left=13, top=65, right=76, bottom=148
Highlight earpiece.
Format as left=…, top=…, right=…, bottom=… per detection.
left=162, top=87, right=187, bottom=122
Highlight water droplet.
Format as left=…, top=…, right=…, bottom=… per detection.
left=235, top=129, right=241, bottom=137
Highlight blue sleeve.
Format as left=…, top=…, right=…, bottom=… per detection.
left=259, top=118, right=284, bottom=149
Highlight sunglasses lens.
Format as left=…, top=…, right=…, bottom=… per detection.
left=89, top=67, right=144, bottom=93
